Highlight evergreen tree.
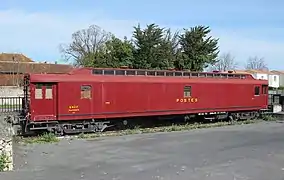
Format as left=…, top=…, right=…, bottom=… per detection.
left=177, top=26, right=219, bottom=71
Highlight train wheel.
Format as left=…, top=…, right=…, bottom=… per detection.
left=229, top=113, right=239, bottom=122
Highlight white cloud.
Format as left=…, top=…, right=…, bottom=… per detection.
left=0, top=9, right=283, bottom=70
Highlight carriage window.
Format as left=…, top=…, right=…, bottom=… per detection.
left=104, top=70, right=114, bottom=75
left=166, top=72, right=173, bottom=76
left=81, top=85, right=92, bottom=99
left=147, top=71, right=155, bottom=76
left=184, top=86, right=191, bottom=97
left=116, top=70, right=125, bottom=75
left=254, top=86, right=260, bottom=96
left=262, top=85, right=268, bottom=94
left=35, top=84, right=43, bottom=99
left=137, top=71, right=145, bottom=75
left=175, top=72, right=182, bottom=76
left=45, top=84, right=53, bottom=99
left=157, top=71, right=165, bottom=76
left=92, top=69, right=103, bottom=75
left=126, top=70, right=135, bottom=75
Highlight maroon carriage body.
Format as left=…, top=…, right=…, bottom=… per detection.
left=24, top=68, right=268, bottom=125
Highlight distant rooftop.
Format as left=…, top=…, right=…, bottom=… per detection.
left=225, top=69, right=280, bottom=75
left=0, top=53, right=34, bottom=62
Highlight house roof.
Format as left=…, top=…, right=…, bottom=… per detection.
left=0, top=53, right=74, bottom=74
left=246, top=69, right=275, bottom=74
left=0, top=61, right=73, bottom=74
left=271, top=70, right=284, bottom=74
left=0, top=53, right=33, bottom=62
left=224, top=69, right=284, bottom=75
left=227, top=69, right=279, bottom=75
left=0, top=61, right=74, bottom=86
left=229, top=70, right=252, bottom=74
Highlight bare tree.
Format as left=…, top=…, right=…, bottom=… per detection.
left=245, top=56, right=268, bottom=70
left=208, top=52, right=238, bottom=72
left=59, top=25, right=112, bottom=67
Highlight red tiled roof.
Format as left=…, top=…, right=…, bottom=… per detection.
left=0, top=61, right=74, bottom=86
left=0, top=61, right=73, bottom=74
left=0, top=53, right=33, bottom=62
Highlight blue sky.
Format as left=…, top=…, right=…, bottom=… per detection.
left=0, top=0, right=283, bottom=70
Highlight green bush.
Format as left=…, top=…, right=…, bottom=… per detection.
left=0, top=152, right=9, bottom=172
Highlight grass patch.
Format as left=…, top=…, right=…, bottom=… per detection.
left=0, top=152, right=10, bottom=172
left=22, top=132, right=59, bottom=144
left=262, top=114, right=277, bottom=121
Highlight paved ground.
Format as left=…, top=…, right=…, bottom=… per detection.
left=2, top=121, right=284, bottom=179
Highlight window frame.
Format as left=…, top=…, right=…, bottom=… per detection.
left=80, top=85, right=92, bottom=99
left=34, top=83, right=55, bottom=100
left=184, top=86, right=191, bottom=97
left=261, top=84, right=268, bottom=94
left=45, top=84, right=53, bottom=99
left=254, top=86, right=260, bottom=96
left=35, top=84, right=43, bottom=99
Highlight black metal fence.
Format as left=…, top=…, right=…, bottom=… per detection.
left=0, top=96, right=22, bottom=113
left=268, top=89, right=284, bottom=113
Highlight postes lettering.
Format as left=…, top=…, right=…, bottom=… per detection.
left=176, top=98, right=198, bottom=103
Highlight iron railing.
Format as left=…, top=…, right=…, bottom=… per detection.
left=0, top=96, right=22, bottom=113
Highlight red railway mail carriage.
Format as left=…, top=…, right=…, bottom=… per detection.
left=19, top=68, right=269, bottom=135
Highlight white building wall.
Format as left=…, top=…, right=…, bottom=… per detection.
left=254, top=73, right=268, bottom=80
left=0, top=86, right=23, bottom=97
left=0, top=86, right=23, bottom=106
left=280, top=74, right=284, bottom=87
left=268, top=74, right=280, bottom=88
left=250, top=72, right=279, bottom=88
left=272, top=72, right=284, bottom=87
